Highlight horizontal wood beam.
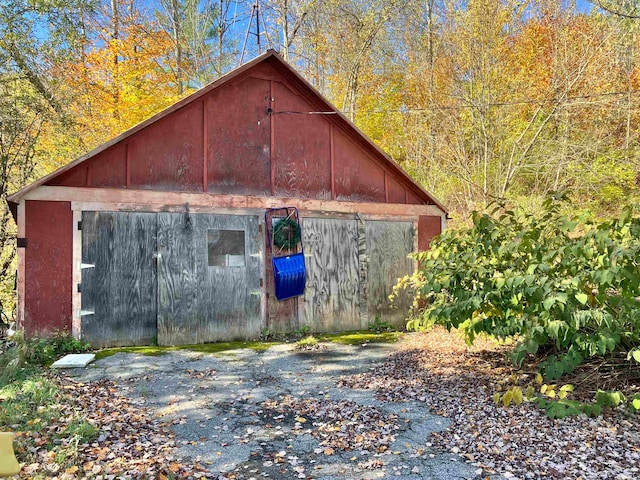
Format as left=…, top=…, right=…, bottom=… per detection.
left=25, top=186, right=445, bottom=217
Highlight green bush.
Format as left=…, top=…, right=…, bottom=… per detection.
left=399, top=193, right=640, bottom=378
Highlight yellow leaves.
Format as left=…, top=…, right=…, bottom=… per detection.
left=295, top=416, right=307, bottom=423
left=541, top=383, right=576, bottom=399
left=323, top=447, right=335, bottom=456
left=54, top=20, right=184, bottom=161
left=541, top=384, right=556, bottom=398
left=495, top=386, right=524, bottom=407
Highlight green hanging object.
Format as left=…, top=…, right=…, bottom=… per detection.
left=273, top=216, right=301, bottom=250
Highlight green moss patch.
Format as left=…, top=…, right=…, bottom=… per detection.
left=94, top=331, right=403, bottom=359
left=95, top=340, right=280, bottom=360
left=317, top=331, right=404, bottom=345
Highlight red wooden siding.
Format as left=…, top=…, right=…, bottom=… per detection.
left=90, top=142, right=127, bottom=188
left=49, top=164, right=89, bottom=187
left=24, top=201, right=73, bottom=335
left=43, top=59, right=430, bottom=207
left=333, top=128, right=386, bottom=202
left=129, top=100, right=204, bottom=191
left=418, top=215, right=442, bottom=251
left=206, top=75, right=272, bottom=196
left=273, top=80, right=332, bottom=199
left=387, top=175, right=407, bottom=204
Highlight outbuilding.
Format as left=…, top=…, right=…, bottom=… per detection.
left=7, top=50, right=446, bottom=347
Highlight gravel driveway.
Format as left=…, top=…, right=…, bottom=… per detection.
left=71, top=342, right=492, bottom=480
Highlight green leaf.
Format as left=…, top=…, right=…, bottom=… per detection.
left=525, top=385, right=535, bottom=399
left=543, top=297, right=555, bottom=311
left=575, top=292, right=589, bottom=305
left=632, top=395, right=640, bottom=411
left=512, top=388, right=524, bottom=405
left=628, top=349, right=640, bottom=363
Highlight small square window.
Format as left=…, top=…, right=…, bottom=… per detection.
left=208, top=229, right=245, bottom=266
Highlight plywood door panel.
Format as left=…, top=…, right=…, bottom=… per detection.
left=366, top=221, right=414, bottom=326
left=196, top=214, right=262, bottom=341
left=302, top=218, right=360, bottom=331
left=158, top=213, right=263, bottom=344
left=81, top=211, right=157, bottom=347
left=157, top=213, right=198, bottom=345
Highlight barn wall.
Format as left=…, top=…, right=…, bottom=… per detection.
left=273, top=81, right=332, bottom=200
left=129, top=101, right=204, bottom=191
left=207, top=76, right=272, bottom=196
left=42, top=67, right=432, bottom=208
left=24, top=201, right=73, bottom=335
left=418, top=215, right=443, bottom=251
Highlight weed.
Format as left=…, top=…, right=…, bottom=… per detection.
left=368, top=316, right=395, bottom=333
left=296, top=335, right=319, bottom=350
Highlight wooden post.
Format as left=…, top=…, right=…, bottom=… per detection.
left=16, top=202, right=25, bottom=330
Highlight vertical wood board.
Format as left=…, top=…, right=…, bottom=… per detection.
left=206, top=77, right=271, bottom=196
left=366, top=221, right=414, bottom=326
left=129, top=101, right=204, bottom=191
left=302, top=217, right=360, bottom=331
left=81, top=211, right=157, bottom=347
left=418, top=215, right=442, bottom=251
left=157, top=212, right=199, bottom=345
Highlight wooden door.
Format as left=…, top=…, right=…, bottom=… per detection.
left=365, top=221, right=415, bottom=326
left=81, top=211, right=158, bottom=347
left=302, top=217, right=360, bottom=331
left=157, top=213, right=262, bottom=345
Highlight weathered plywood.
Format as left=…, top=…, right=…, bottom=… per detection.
left=196, top=214, right=262, bottom=342
left=302, top=217, right=360, bottom=331
left=158, top=213, right=263, bottom=344
left=366, top=221, right=415, bottom=327
left=81, top=211, right=157, bottom=347
left=157, top=212, right=198, bottom=345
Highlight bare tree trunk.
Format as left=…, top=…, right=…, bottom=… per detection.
left=171, top=0, right=183, bottom=94
left=111, top=0, right=120, bottom=119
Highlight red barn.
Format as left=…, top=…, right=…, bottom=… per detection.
left=7, top=50, right=446, bottom=347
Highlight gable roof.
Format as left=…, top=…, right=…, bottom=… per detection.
left=7, top=50, right=446, bottom=213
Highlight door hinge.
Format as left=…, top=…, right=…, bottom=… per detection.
left=260, top=278, right=263, bottom=287
left=77, top=283, right=82, bottom=293
left=258, top=224, right=263, bottom=233
left=77, top=220, right=82, bottom=230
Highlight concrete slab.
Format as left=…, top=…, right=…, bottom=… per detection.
left=51, top=353, right=96, bottom=369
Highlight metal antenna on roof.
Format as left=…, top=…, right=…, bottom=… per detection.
left=239, top=1, right=272, bottom=66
